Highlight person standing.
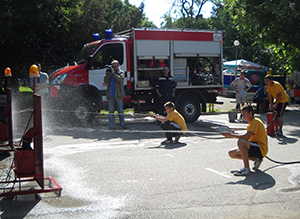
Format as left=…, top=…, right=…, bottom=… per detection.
left=231, top=70, right=253, bottom=119
left=155, top=66, right=176, bottom=115
left=264, top=75, right=289, bottom=136
left=29, top=63, right=50, bottom=108
left=253, top=85, right=269, bottom=113
left=223, top=105, right=268, bottom=176
left=30, top=63, right=49, bottom=95
left=104, top=60, right=126, bottom=129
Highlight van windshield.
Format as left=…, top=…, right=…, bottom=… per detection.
left=74, top=43, right=100, bottom=65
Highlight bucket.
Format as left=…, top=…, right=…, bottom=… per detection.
left=228, top=111, right=237, bottom=122
left=267, top=112, right=277, bottom=135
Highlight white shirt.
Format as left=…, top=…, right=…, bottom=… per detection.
left=231, top=77, right=252, bottom=97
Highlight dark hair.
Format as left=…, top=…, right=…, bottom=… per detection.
left=164, top=101, right=175, bottom=109
left=265, top=75, right=273, bottom=81
left=34, top=62, right=41, bottom=68
left=241, top=104, right=254, bottom=115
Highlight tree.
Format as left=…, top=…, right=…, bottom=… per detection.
left=224, top=0, right=300, bottom=73
left=171, top=0, right=210, bottom=20
left=0, top=0, right=152, bottom=80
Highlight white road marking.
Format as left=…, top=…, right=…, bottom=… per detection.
left=206, top=168, right=232, bottom=178
left=166, top=154, right=175, bottom=158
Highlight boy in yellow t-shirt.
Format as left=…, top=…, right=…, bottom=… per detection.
left=264, top=75, right=289, bottom=136
left=149, top=101, right=186, bottom=145
left=223, top=105, right=268, bottom=176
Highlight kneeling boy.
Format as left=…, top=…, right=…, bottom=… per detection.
left=149, top=101, right=186, bottom=144
left=223, top=105, right=268, bottom=176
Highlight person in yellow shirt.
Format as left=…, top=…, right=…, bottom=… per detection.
left=149, top=101, right=187, bottom=144
left=223, top=105, right=268, bottom=176
left=264, top=75, right=289, bottom=136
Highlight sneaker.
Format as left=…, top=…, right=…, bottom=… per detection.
left=161, top=139, right=173, bottom=145
left=121, top=125, right=127, bottom=129
left=174, top=135, right=181, bottom=143
left=234, top=167, right=251, bottom=176
left=275, top=130, right=283, bottom=136
left=109, top=127, right=115, bottom=130
left=253, top=158, right=263, bottom=171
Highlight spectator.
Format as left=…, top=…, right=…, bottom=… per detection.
left=155, top=66, right=176, bottom=115
left=104, top=60, right=126, bottom=129
left=231, top=70, right=253, bottom=120
left=30, top=63, right=49, bottom=95
left=29, top=63, right=50, bottom=108
left=253, top=85, right=269, bottom=113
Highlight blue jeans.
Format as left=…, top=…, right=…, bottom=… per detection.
left=108, top=97, right=124, bottom=128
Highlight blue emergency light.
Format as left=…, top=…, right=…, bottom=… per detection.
left=93, top=33, right=100, bottom=41
left=105, top=29, right=113, bottom=40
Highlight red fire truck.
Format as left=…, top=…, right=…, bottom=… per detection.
left=49, top=28, right=223, bottom=124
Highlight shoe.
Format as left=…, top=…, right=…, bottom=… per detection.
left=174, top=135, right=181, bottom=143
left=161, top=139, right=173, bottom=145
left=121, top=125, right=127, bottom=129
left=239, top=114, right=243, bottom=121
left=109, top=127, right=115, bottom=130
left=233, top=167, right=251, bottom=176
left=253, top=158, right=263, bottom=171
left=275, top=130, right=283, bottom=136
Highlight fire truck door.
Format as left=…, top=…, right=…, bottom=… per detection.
left=88, top=42, right=127, bottom=91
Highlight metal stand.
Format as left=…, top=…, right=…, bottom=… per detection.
left=0, top=94, right=62, bottom=197
left=0, top=87, right=14, bottom=152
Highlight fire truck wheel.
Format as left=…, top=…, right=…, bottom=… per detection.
left=177, top=97, right=201, bottom=123
left=71, top=101, right=94, bottom=125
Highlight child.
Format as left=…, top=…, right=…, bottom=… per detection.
left=223, top=105, right=268, bottom=176
left=149, top=101, right=186, bottom=144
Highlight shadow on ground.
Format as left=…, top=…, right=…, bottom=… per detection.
left=226, top=170, right=276, bottom=190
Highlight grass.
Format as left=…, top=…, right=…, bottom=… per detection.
left=18, top=86, right=33, bottom=103
left=228, top=108, right=237, bottom=112
left=19, top=86, right=33, bottom=93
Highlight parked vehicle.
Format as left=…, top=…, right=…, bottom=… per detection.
left=49, top=28, right=224, bottom=124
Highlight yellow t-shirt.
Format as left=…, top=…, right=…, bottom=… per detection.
left=166, top=109, right=187, bottom=134
left=266, top=81, right=289, bottom=103
left=247, top=117, right=268, bottom=157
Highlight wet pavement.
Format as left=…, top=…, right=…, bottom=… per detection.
left=1, top=96, right=300, bottom=218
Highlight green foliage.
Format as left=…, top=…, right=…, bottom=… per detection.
left=19, top=86, right=33, bottom=93
left=223, top=0, right=300, bottom=74
left=0, top=0, right=154, bottom=80
left=18, top=86, right=33, bottom=103
left=163, top=0, right=300, bottom=75
left=171, top=0, right=211, bottom=19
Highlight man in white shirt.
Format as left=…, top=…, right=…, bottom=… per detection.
left=231, top=70, right=253, bottom=119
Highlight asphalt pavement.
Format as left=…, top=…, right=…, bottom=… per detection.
left=1, top=96, right=300, bottom=218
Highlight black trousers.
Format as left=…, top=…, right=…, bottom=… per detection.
left=160, top=120, right=181, bottom=140
left=157, top=94, right=172, bottom=115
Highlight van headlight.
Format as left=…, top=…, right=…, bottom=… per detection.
left=51, top=73, right=67, bottom=85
